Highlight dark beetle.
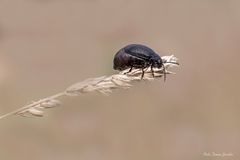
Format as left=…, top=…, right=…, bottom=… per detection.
left=114, top=44, right=168, bottom=80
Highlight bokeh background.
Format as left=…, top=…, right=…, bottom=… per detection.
left=0, top=0, right=240, bottom=160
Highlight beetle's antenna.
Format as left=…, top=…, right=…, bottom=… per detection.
left=164, top=61, right=179, bottom=65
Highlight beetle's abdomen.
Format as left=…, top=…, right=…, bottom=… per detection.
left=113, top=49, right=131, bottom=70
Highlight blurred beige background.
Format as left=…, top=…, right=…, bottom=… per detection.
left=0, top=0, right=240, bottom=160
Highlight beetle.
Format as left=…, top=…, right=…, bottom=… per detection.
left=113, top=44, right=175, bottom=81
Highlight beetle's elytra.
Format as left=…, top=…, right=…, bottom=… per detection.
left=113, top=44, right=166, bottom=80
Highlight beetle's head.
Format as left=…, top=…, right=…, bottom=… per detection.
left=150, top=58, right=166, bottom=81
left=151, top=58, right=163, bottom=68
left=154, top=58, right=179, bottom=82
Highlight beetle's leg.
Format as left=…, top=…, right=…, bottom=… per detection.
left=128, top=66, right=133, bottom=73
left=151, top=65, right=154, bottom=77
left=123, top=66, right=133, bottom=74
left=162, top=64, right=166, bottom=82
left=141, top=68, right=145, bottom=79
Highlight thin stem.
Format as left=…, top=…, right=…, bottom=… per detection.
left=0, top=92, right=66, bottom=120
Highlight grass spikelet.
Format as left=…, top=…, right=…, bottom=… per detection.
left=0, top=55, right=179, bottom=120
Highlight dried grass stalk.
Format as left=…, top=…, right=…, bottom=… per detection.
left=0, top=55, right=179, bottom=120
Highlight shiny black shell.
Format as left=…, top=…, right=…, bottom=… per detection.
left=113, top=44, right=163, bottom=71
